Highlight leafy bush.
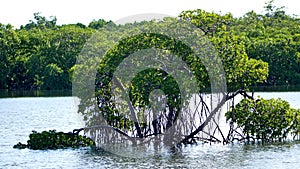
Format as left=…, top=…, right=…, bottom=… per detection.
left=13, top=130, right=95, bottom=150
left=226, top=97, right=299, bottom=142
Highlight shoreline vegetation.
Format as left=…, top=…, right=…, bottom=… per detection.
left=2, top=84, right=300, bottom=98
left=6, top=0, right=300, bottom=149
left=1, top=1, right=299, bottom=91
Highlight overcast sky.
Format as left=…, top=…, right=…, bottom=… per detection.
left=0, top=0, right=299, bottom=28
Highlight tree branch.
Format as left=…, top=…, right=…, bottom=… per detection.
left=112, top=76, right=143, bottom=138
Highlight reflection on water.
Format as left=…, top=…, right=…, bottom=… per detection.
left=0, top=93, right=300, bottom=168
left=0, top=90, right=71, bottom=98
left=79, top=142, right=300, bottom=168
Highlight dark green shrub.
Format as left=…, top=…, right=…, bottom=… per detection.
left=13, top=130, right=95, bottom=150
left=226, top=98, right=299, bottom=142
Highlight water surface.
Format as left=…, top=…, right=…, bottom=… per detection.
left=0, top=92, right=300, bottom=168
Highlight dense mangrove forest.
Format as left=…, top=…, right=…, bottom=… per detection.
left=4, top=1, right=300, bottom=152
left=0, top=2, right=299, bottom=91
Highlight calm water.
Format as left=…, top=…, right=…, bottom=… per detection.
left=0, top=92, right=300, bottom=168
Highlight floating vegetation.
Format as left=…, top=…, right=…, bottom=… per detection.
left=13, top=129, right=95, bottom=150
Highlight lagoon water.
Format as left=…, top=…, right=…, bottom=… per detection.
left=0, top=92, right=300, bottom=168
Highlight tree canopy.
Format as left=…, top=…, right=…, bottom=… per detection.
left=1, top=5, right=299, bottom=90
left=2, top=2, right=300, bottom=147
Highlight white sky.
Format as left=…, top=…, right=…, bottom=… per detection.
left=0, top=0, right=299, bottom=28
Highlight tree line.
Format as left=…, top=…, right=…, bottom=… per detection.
left=0, top=1, right=299, bottom=91
left=0, top=13, right=112, bottom=90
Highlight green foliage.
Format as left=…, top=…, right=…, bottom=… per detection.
left=72, top=12, right=270, bottom=139
left=13, top=130, right=95, bottom=150
left=2, top=5, right=299, bottom=146
left=179, top=9, right=269, bottom=89
left=226, top=98, right=300, bottom=142
left=179, top=9, right=234, bottom=36
left=1, top=6, right=300, bottom=90
left=129, top=68, right=181, bottom=110
left=233, top=3, right=300, bottom=86
left=0, top=24, right=22, bottom=89
left=88, top=19, right=114, bottom=29
left=0, top=15, right=96, bottom=90
left=21, top=13, right=57, bottom=30
left=180, top=4, right=300, bottom=87
left=42, top=63, right=64, bottom=90
left=93, top=30, right=194, bottom=135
